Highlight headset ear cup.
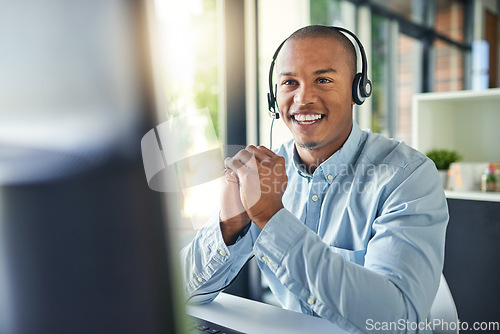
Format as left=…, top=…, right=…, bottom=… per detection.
left=352, top=73, right=365, bottom=105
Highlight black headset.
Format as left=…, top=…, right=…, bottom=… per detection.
left=267, top=26, right=372, bottom=119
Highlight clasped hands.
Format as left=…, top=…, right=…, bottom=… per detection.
left=219, top=145, right=287, bottom=245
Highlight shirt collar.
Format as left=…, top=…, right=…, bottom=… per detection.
left=292, top=121, right=363, bottom=182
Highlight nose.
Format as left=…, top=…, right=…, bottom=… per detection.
left=293, top=83, right=316, bottom=105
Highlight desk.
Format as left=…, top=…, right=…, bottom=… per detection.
left=186, top=293, right=347, bottom=334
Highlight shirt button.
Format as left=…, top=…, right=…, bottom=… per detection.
left=197, top=276, right=203, bottom=282
left=327, top=174, right=333, bottom=181
left=311, top=194, right=318, bottom=202
left=219, top=250, right=227, bottom=257
left=261, top=256, right=269, bottom=263
left=307, top=297, right=316, bottom=305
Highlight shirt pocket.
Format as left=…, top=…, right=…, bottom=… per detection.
left=328, top=246, right=366, bottom=265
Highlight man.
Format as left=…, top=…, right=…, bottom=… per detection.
left=181, top=25, right=448, bottom=333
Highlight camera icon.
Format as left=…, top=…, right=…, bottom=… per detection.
left=140, top=107, right=247, bottom=193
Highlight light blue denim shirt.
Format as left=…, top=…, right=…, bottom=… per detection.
left=180, top=122, right=448, bottom=333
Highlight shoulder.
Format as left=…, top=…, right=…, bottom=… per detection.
left=356, top=132, right=443, bottom=212
left=354, top=130, right=438, bottom=192
left=359, top=130, right=429, bottom=171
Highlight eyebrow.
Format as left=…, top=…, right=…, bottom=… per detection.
left=279, top=68, right=338, bottom=77
left=314, top=68, right=337, bottom=75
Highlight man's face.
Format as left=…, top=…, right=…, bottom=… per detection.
left=276, top=37, right=355, bottom=153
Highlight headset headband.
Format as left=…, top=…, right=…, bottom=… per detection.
left=267, top=26, right=372, bottom=119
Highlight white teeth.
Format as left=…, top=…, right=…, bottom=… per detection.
left=294, top=114, right=322, bottom=122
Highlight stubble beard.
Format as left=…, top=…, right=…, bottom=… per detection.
left=297, top=141, right=318, bottom=150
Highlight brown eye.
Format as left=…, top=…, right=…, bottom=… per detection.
left=317, top=78, right=332, bottom=84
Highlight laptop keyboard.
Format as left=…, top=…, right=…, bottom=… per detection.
left=186, top=315, right=246, bottom=334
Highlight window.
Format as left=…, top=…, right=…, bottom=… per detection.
left=434, top=40, right=464, bottom=91
left=435, top=0, right=465, bottom=42
left=396, top=34, right=422, bottom=143
left=371, top=13, right=394, bottom=137
left=308, top=0, right=473, bottom=145
left=153, top=0, right=221, bottom=248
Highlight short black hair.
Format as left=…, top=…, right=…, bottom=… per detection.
left=286, top=25, right=357, bottom=78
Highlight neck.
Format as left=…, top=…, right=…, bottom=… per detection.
left=295, top=145, right=338, bottom=174
left=295, top=127, right=353, bottom=174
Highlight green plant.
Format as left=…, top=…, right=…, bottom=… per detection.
left=425, top=149, right=462, bottom=170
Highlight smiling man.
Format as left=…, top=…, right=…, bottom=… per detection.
left=181, top=25, right=449, bottom=333
left=278, top=31, right=355, bottom=168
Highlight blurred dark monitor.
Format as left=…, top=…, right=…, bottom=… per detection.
left=0, top=1, right=183, bottom=333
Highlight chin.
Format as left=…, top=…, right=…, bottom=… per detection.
left=297, top=141, right=319, bottom=150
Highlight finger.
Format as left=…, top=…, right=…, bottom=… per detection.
left=231, top=148, right=254, bottom=166
left=257, top=145, right=278, bottom=157
left=246, top=145, right=274, bottom=162
left=222, top=168, right=239, bottom=183
left=225, top=148, right=253, bottom=168
left=224, top=157, right=233, bottom=169
left=226, top=157, right=243, bottom=172
left=226, top=157, right=254, bottom=179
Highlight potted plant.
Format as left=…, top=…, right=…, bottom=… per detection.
left=425, top=149, right=462, bottom=189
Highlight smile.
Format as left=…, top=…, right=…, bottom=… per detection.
left=293, top=113, right=324, bottom=125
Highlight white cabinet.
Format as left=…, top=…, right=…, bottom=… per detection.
left=412, top=88, right=500, bottom=202
left=412, top=88, right=500, bottom=162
